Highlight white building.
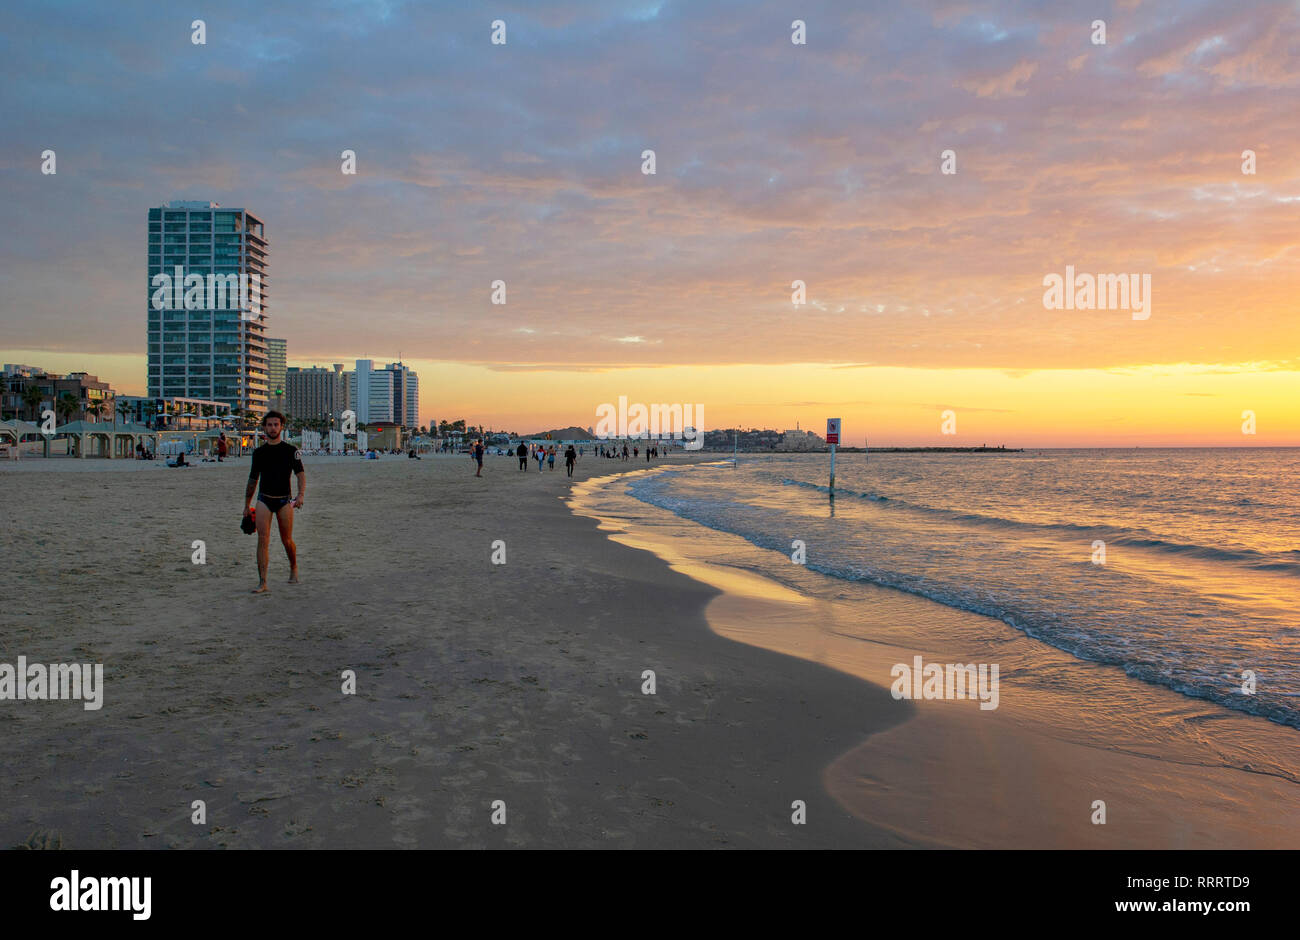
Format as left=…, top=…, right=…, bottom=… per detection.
left=348, top=359, right=394, bottom=424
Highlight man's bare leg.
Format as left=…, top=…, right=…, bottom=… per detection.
left=277, top=504, right=299, bottom=583
left=252, top=501, right=272, bottom=593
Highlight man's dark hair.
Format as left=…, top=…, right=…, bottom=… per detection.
left=262, top=410, right=286, bottom=427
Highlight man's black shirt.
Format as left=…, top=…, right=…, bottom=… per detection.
left=248, top=440, right=304, bottom=496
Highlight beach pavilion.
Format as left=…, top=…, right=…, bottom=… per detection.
left=54, top=420, right=159, bottom=459
left=0, top=419, right=42, bottom=458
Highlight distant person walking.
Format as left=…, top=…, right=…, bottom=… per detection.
left=536, top=447, right=545, bottom=472
left=547, top=446, right=556, bottom=471
left=565, top=445, right=577, bottom=477
left=473, top=439, right=485, bottom=477
left=517, top=442, right=528, bottom=470
left=217, top=432, right=228, bottom=462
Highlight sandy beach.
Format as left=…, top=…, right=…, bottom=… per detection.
left=0, top=453, right=914, bottom=848
left=3, top=451, right=1298, bottom=849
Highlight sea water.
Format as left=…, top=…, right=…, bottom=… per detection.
left=623, top=449, right=1300, bottom=729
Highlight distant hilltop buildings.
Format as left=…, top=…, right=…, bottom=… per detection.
left=701, top=426, right=827, bottom=452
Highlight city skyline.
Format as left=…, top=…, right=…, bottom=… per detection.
left=3, top=1, right=1298, bottom=445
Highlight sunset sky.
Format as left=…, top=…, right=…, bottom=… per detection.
left=2, top=0, right=1297, bottom=445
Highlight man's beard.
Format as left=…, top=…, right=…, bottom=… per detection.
left=266, top=429, right=281, bottom=442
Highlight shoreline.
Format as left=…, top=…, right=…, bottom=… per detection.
left=3, top=451, right=1296, bottom=848
left=569, top=463, right=1300, bottom=848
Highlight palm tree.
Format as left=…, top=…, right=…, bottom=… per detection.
left=56, top=392, right=78, bottom=426
left=22, top=384, right=44, bottom=423
left=84, top=399, right=104, bottom=423
left=116, top=399, right=131, bottom=428
left=142, top=401, right=157, bottom=429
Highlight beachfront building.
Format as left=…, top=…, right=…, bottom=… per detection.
left=1, top=365, right=115, bottom=423
left=266, top=337, right=287, bottom=410
left=348, top=359, right=394, bottom=425
left=384, top=361, right=420, bottom=430
left=147, top=201, right=270, bottom=417
left=285, top=364, right=350, bottom=428
left=117, top=395, right=232, bottom=430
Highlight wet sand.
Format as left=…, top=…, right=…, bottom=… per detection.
left=570, top=465, right=1300, bottom=848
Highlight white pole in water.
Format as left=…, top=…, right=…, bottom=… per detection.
left=829, top=442, right=836, bottom=493
left=733, top=428, right=738, bottom=467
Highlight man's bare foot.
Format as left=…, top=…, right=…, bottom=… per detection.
left=251, top=582, right=269, bottom=594
left=287, top=570, right=300, bottom=584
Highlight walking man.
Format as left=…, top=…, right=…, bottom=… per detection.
left=242, top=410, right=305, bottom=594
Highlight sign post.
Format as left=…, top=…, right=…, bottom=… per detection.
left=826, top=418, right=841, bottom=495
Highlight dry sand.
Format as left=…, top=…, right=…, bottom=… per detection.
left=0, top=452, right=912, bottom=848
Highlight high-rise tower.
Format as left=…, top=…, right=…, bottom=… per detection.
left=147, top=201, right=269, bottom=415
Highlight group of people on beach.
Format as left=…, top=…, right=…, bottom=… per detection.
left=596, top=443, right=660, bottom=462
left=508, top=442, right=578, bottom=477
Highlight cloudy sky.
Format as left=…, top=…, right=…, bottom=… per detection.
left=2, top=0, right=1297, bottom=443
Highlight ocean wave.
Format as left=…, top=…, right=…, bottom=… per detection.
left=626, top=472, right=1300, bottom=729
left=779, top=478, right=1300, bottom=575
